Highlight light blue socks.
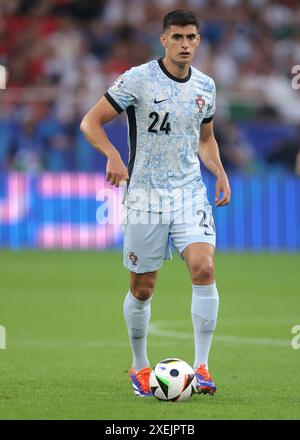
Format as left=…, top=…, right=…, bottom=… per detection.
left=123, top=290, right=151, bottom=371
left=191, top=282, right=219, bottom=369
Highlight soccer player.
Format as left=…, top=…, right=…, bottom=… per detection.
left=80, top=9, right=231, bottom=397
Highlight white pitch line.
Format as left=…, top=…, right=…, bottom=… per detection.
left=7, top=340, right=179, bottom=348
left=8, top=341, right=122, bottom=347
left=5, top=320, right=292, bottom=349
left=148, top=323, right=291, bottom=347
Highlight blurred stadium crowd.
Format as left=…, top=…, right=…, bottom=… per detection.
left=0, top=0, right=299, bottom=175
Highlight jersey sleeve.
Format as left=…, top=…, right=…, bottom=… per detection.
left=203, top=78, right=216, bottom=124
left=105, top=69, right=139, bottom=113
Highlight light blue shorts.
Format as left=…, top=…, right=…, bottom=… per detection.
left=121, top=202, right=216, bottom=274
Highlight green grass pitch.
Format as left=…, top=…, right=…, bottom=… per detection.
left=0, top=250, right=299, bottom=420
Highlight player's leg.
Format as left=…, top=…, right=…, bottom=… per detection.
left=184, top=243, right=218, bottom=372
left=171, top=203, right=218, bottom=394
left=125, top=270, right=158, bottom=371
left=183, top=242, right=218, bottom=395
left=124, top=271, right=158, bottom=397
left=122, top=208, right=170, bottom=396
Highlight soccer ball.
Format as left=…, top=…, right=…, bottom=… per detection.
left=149, top=358, right=195, bottom=402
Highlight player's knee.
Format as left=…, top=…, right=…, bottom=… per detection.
left=132, top=285, right=154, bottom=301
left=130, top=278, right=155, bottom=301
left=190, top=258, right=214, bottom=284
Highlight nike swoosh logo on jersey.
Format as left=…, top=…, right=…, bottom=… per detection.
left=204, top=231, right=215, bottom=236
left=154, top=98, right=169, bottom=104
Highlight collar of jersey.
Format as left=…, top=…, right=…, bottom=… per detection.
left=157, top=58, right=191, bottom=83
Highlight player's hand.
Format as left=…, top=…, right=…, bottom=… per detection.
left=106, top=150, right=129, bottom=187
left=215, top=172, right=231, bottom=207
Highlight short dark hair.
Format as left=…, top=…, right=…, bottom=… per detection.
left=163, top=9, right=199, bottom=32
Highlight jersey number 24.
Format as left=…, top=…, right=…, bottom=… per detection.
left=148, top=112, right=171, bottom=135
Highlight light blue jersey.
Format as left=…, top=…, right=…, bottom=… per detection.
left=105, top=58, right=216, bottom=213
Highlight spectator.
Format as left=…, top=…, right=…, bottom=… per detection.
left=1, top=0, right=300, bottom=172
left=266, top=125, right=300, bottom=176
left=215, top=121, right=255, bottom=173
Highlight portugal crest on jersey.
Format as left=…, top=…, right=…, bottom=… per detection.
left=196, top=95, right=205, bottom=113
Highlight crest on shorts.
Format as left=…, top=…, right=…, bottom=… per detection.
left=195, top=95, right=205, bottom=113
left=129, top=251, right=138, bottom=266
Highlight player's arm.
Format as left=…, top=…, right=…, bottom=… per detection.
left=199, top=120, right=231, bottom=207
left=80, top=97, right=129, bottom=187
